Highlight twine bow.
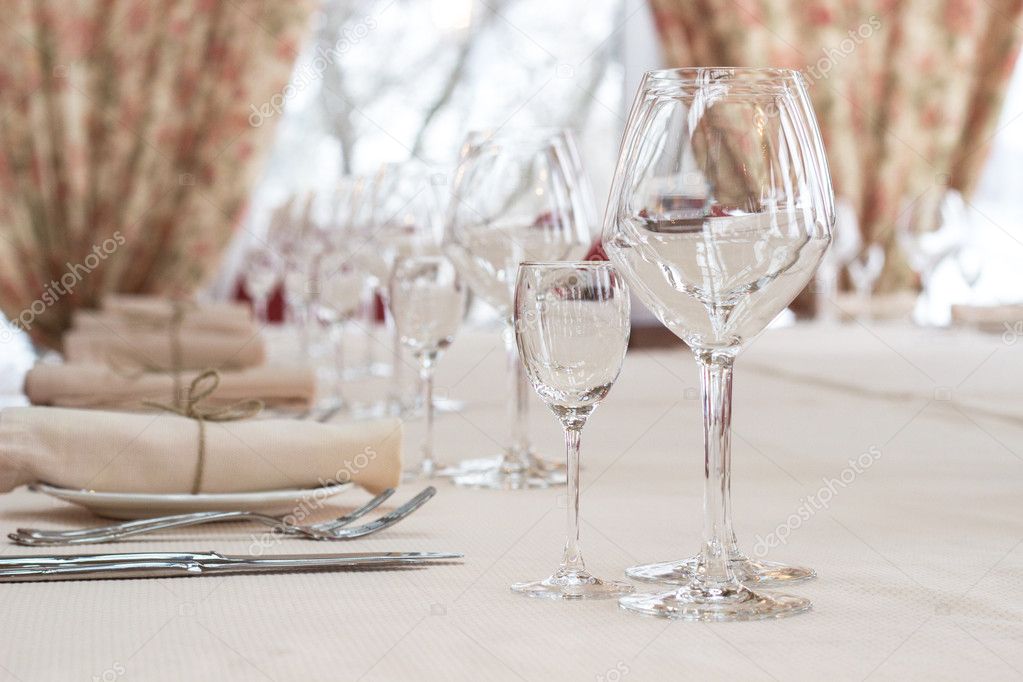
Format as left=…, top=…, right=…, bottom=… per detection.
left=143, top=370, right=264, bottom=494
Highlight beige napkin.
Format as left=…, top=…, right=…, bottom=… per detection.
left=24, top=364, right=315, bottom=410
left=88, top=294, right=256, bottom=335
left=951, top=303, right=1023, bottom=332
left=0, top=407, right=402, bottom=495
left=832, top=291, right=917, bottom=320
left=63, top=328, right=266, bottom=370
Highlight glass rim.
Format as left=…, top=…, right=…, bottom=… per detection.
left=644, top=67, right=802, bottom=81
left=461, top=127, right=575, bottom=153
left=642, top=67, right=808, bottom=95
left=518, top=260, right=616, bottom=268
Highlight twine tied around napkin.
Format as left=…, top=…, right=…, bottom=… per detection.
left=143, top=370, right=264, bottom=494
left=105, top=299, right=196, bottom=405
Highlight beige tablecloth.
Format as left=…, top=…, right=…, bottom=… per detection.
left=0, top=323, right=1020, bottom=681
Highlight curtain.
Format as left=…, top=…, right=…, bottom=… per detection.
left=648, top=0, right=1023, bottom=289
left=0, top=0, right=313, bottom=348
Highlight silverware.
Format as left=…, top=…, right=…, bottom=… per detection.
left=10, top=487, right=435, bottom=546
left=19, top=487, right=395, bottom=540
left=0, top=550, right=463, bottom=582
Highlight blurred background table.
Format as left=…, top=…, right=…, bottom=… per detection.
left=0, top=321, right=1020, bottom=681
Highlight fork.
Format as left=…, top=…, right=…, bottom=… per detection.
left=19, top=487, right=396, bottom=540
left=10, top=487, right=435, bottom=546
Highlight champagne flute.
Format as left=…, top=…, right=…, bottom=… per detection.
left=444, top=129, right=592, bottom=489
left=511, top=261, right=634, bottom=599
left=606, top=68, right=834, bottom=620
left=389, top=256, right=466, bottom=478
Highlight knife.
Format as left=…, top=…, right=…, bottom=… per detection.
left=0, top=551, right=463, bottom=582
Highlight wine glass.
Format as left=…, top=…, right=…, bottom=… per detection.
left=605, top=68, right=833, bottom=620
left=847, top=243, right=886, bottom=316
left=315, top=248, right=366, bottom=415
left=241, top=247, right=282, bottom=324
left=363, top=162, right=444, bottom=417
left=897, top=185, right=970, bottom=324
left=814, top=198, right=861, bottom=322
left=443, top=129, right=592, bottom=489
left=389, top=256, right=466, bottom=478
left=511, top=261, right=634, bottom=599
left=617, top=70, right=826, bottom=592
left=280, top=193, right=326, bottom=361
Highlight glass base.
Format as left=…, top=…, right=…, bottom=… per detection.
left=312, top=400, right=348, bottom=424
left=431, top=396, right=465, bottom=415
left=626, top=556, right=815, bottom=586
left=402, top=458, right=443, bottom=482
left=450, top=465, right=564, bottom=490
left=355, top=396, right=418, bottom=420
left=440, top=452, right=568, bottom=489
left=512, top=569, right=634, bottom=600
left=618, top=584, right=811, bottom=621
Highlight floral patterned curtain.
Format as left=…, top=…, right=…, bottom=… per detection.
left=0, top=0, right=313, bottom=347
left=648, top=0, right=1023, bottom=289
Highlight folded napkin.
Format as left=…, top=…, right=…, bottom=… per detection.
left=63, top=328, right=265, bottom=371
left=90, top=294, right=256, bottom=335
left=0, top=407, right=402, bottom=495
left=951, top=304, right=1023, bottom=332
left=832, top=291, right=917, bottom=321
left=24, top=364, right=315, bottom=410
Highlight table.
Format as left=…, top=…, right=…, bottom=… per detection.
left=0, top=322, right=1020, bottom=681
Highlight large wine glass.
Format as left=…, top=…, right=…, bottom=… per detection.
left=616, top=68, right=828, bottom=591
left=444, top=129, right=592, bottom=489
left=605, top=68, right=834, bottom=621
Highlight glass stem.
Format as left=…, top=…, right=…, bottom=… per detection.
left=815, top=268, right=837, bottom=323
left=419, top=353, right=437, bottom=474
left=296, top=303, right=309, bottom=362
left=382, top=291, right=403, bottom=409
left=362, top=291, right=378, bottom=370
left=503, top=320, right=529, bottom=472
left=332, top=323, right=345, bottom=407
left=695, top=350, right=741, bottom=588
left=560, top=424, right=585, bottom=573
left=254, top=295, right=270, bottom=325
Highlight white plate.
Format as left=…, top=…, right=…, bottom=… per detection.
left=30, top=482, right=354, bottom=520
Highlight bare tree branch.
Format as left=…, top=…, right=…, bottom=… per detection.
left=409, top=0, right=508, bottom=156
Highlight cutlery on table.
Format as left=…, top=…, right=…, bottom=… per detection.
left=0, top=550, right=463, bottom=582
left=11, top=487, right=435, bottom=546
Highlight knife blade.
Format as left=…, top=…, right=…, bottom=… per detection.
left=0, top=551, right=463, bottom=582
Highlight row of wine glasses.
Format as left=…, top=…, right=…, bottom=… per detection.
left=239, top=163, right=445, bottom=417
left=243, top=68, right=838, bottom=623
left=409, top=68, right=833, bottom=621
